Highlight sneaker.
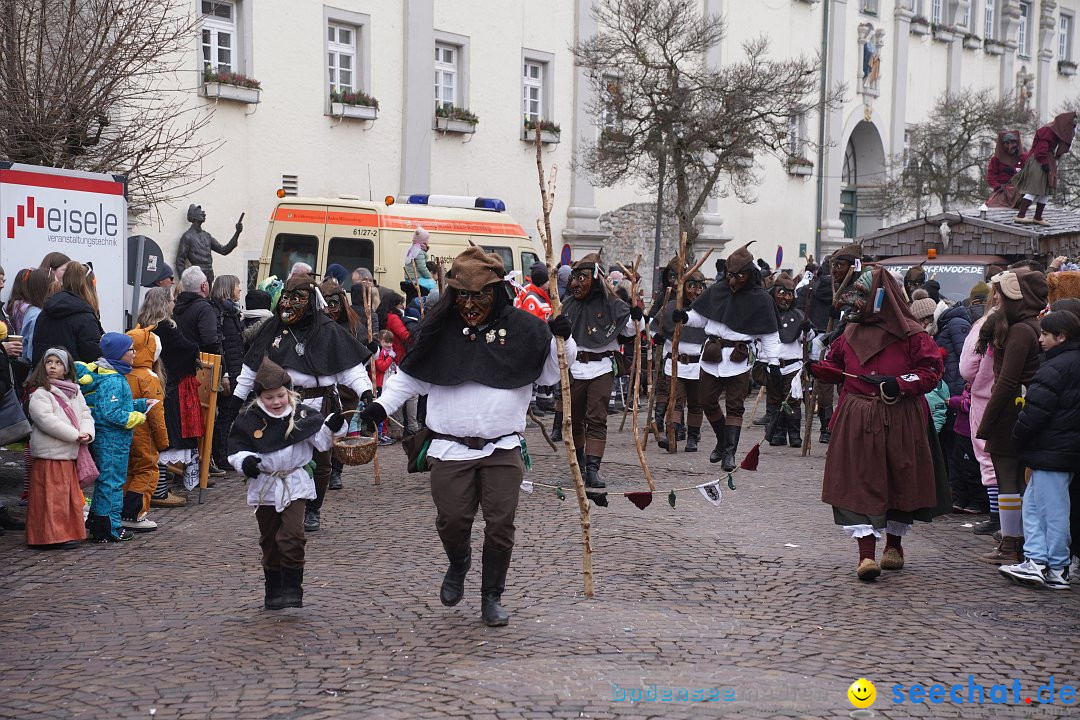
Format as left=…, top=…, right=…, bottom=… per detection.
left=378, top=435, right=394, bottom=446
left=150, top=492, right=187, bottom=508
left=1070, top=556, right=1080, bottom=585
left=999, top=559, right=1048, bottom=588
left=121, top=514, right=158, bottom=532
left=1043, top=566, right=1071, bottom=591
left=208, top=462, right=226, bottom=478
left=972, top=516, right=1000, bottom=536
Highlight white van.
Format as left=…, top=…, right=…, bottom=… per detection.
left=258, top=194, right=542, bottom=293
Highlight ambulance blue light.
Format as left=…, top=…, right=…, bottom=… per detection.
left=474, top=198, right=506, bottom=212
left=407, top=194, right=430, bottom=204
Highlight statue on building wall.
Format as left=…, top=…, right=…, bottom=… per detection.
left=175, top=204, right=243, bottom=284
left=1016, top=66, right=1034, bottom=113
left=858, top=24, right=885, bottom=93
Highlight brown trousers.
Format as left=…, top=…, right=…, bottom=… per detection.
left=569, top=372, right=614, bottom=456
left=306, top=448, right=332, bottom=511
left=256, top=500, right=306, bottom=570
left=655, top=371, right=702, bottom=428
left=429, top=448, right=524, bottom=552
left=698, top=370, right=750, bottom=426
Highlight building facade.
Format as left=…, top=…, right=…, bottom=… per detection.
left=135, top=0, right=1080, bottom=293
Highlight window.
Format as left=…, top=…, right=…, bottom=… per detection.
left=1061, top=12, right=1074, bottom=60
left=435, top=43, right=457, bottom=108
left=201, top=0, right=236, bottom=72
left=1018, top=1, right=1031, bottom=56
left=787, top=113, right=807, bottom=157
left=860, top=0, right=879, bottom=15
left=270, top=234, right=318, bottom=282
left=931, top=0, right=943, bottom=24
left=959, top=3, right=970, bottom=28
left=483, top=246, right=514, bottom=272
left=600, top=77, right=622, bottom=132
left=328, top=237, right=375, bottom=287
left=984, top=0, right=995, bottom=39
left=521, top=251, right=539, bottom=273
left=328, top=23, right=355, bottom=92
left=523, top=61, right=544, bottom=124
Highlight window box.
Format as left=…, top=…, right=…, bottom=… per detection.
left=786, top=156, right=814, bottom=177
left=931, top=23, right=956, bottom=42
left=435, top=105, right=478, bottom=134
left=331, top=102, right=377, bottom=120
left=910, top=16, right=930, bottom=35
left=963, top=33, right=983, bottom=50
left=984, top=38, right=1006, bottom=55
left=202, top=68, right=261, bottom=104
left=523, top=119, right=561, bottom=145
left=1059, top=60, right=1078, bottom=76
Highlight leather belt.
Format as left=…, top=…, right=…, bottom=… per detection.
left=576, top=350, right=615, bottom=362
left=431, top=431, right=517, bottom=451
left=666, top=353, right=701, bottom=364
left=779, top=358, right=801, bottom=368
left=299, top=386, right=331, bottom=399
left=706, top=336, right=743, bottom=348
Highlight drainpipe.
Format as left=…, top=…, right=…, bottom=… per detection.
left=813, top=0, right=831, bottom=261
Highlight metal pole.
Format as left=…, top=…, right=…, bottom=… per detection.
left=813, top=0, right=831, bottom=262
left=652, top=136, right=667, bottom=299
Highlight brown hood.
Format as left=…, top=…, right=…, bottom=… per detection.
left=994, top=129, right=1023, bottom=164
left=1002, top=268, right=1049, bottom=323
left=1051, top=111, right=1077, bottom=150
left=127, top=325, right=159, bottom=370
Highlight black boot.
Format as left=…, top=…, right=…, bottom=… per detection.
left=659, top=423, right=683, bottom=451
left=87, top=514, right=112, bottom=543
left=304, top=507, right=320, bottom=532
left=0, top=506, right=23, bottom=530
left=753, top=408, right=775, bottom=426
left=818, top=407, right=832, bottom=444
left=120, top=491, right=143, bottom=522
left=440, top=544, right=471, bottom=607
left=721, top=425, right=741, bottom=472
left=676, top=423, right=686, bottom=441
left=1015, top=196, right=1033, bottom=220
left=328, top=457, right=343, bottom=490
left=584, top=455, right=605, bottom=489
left=769, top=412, right=787, bottom=447
left=264, top=568, right=284, bottom=610
left=973, top=512, right=1001, bottom=536
left=787, top=411, right=803, bottom=448
left=684, top=426, right=700, bottom=452
left=280, top=567, right=304, bottom=608
left=480, top=545, right=512, bottom=627
left=653, top=402, right=667, bottom=442
left=550, top=411, right=563, bottom=443
left=709, top=420, right=726, bottom=464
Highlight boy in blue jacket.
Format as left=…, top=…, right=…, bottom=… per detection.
left=1000, top=310, right=1080, bottom=590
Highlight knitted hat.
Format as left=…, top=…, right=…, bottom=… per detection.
left=245, top=289, right=272, bottom=312
left=530, top=261, right=549, bottom=287
left=910, top=297, right=937, bottom=322
left=413, top=226, right=430, bottom=246
left=100, top=332, right=133, bottom=363
left=969, top=280, right=990, bottom=302
left=446, top=246, right=505, bottom=292
left=253, top=357, right=292, bottom=395
left=725, top=242, right=755, bottom=274
left=142, top=261, right=174, bottom=288
left=325, top=263, right=349, bottom=286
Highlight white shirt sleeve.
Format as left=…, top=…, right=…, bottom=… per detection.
left=331, top=363, right=373, bottom=397
left=756, top=331, right=782, bottom=365
left=685, top=310, right=708, bottom=329
left=233, top=363, right=257, bottom=401
left=539, top=337, right=575, bottom=386
left=376, top=370, right=431, bottom=415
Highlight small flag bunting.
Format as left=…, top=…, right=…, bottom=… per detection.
left=624, top=491, right=653, bottom=510
left=520, top=481, right=534, bottom=494
left=698, top=481, right=722, bottom=507
left=667, top=490, right=676, bottom=508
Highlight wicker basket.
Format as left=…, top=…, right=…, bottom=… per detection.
left=332, top=411, right=378, bottom=466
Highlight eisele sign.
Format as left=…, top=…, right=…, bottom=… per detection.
left=0, top=163, right=128, bottom=331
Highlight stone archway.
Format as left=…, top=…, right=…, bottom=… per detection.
left=841, top=120, right=886, bottom=240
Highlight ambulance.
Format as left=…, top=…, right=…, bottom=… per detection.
left=257, top=194, right=542, bottom=293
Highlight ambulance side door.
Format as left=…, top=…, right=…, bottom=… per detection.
left=325, top=205, right=379, bottom=289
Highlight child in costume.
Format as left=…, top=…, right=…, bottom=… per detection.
left=24, top=348, right=94, bottom=546
left=373, top=330, right=397, bottom=445
left=227, top=358, right=346, bottom=610
left=77, top=333, right=148, bottom=543
left=122, top=325, right=169, bottom=532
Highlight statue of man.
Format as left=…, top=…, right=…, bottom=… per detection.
left=175, top=204, right=242, bottom=284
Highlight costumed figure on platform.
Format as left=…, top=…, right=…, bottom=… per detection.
left=562, top=253, right=642, bottom=488
left=228, top=358, right=347, bottom=610
left=760, top=272, right=812, bottom=448
left=174, top=204, right=242, bottom=284
left=403, top=226, right=438, bottom=298
left=674, top=243, right=780, bottom=471
left=808, top=266, right=945, bottom=581
left=232, top=273, right=373, bottom=533
left=986, top=130, right=1025, bottom=208
left=649, top=269, right=707, bottom=452
left=360, top=247, right=573, bottom=626
left=1014, top=112, right=1077, bottom=226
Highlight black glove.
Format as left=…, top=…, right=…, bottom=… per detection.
left=227, top=393, right=245, bottom=415
left=324, top=413, right=346, bottom=433
left=672, top=309, right=690, bottom=324
left=241, top=455, right=262, bottom=479
left=1042, top=163, right=1051, bottom=175
left=366, top=340, right=380, bottom=353
left=1004, top=166, right=1016, bottom=176
left=861, top=374, right=900, bottom=399
left=799, top=319, right=815, bottom=334
left=629, top=306, right=644, bottom=321
left=769, top=364, right=784, bottom=387
left=359, top=402, right=388, bottom=430
left=360, top=390, right=374, bottom=406
left=548, top=315, right=572, bottom=340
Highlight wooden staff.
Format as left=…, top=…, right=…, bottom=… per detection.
left=800, top=265, right=856, bottom=455
left=362, top=283, right=381, bottom=485
left=533, top=129, right=593, bottom=597
left=617, top=257, right=655, bottom=492
left=664, top=236, right=714, bottom=454
left=641, top=287, right=670, bottom=447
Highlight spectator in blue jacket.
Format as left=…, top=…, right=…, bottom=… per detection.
left=935, top=303, right=973, bottom=396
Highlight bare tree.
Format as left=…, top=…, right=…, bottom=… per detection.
left=1051, top=96, right=1080, bottom=211
left=0, top=0, right=219, bottom=217
left=866, top=89, right=1034, bottom=217
left=573, top=0, right=842, bottom=251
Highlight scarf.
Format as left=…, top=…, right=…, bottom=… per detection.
left=843, top=266, right=926, bottom=364
left=50, top=380, right=82, bottom=431
left=95, top=356, right=132, bottom=376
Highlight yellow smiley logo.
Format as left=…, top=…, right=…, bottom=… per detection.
left=847, top=678, right=876, bottom=708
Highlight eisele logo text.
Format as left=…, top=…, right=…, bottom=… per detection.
left=5, top=195, right=120, bottom=241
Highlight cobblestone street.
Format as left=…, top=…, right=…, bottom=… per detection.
left=1, top=413, right=1077, bottom=720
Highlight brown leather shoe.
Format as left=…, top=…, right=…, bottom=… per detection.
left=150, top=492, right=187, bottom=508
left=856, top=558, right=881, bottom=581
left=980, top=536, right=1023, bottom=564
left=880, top=547, right=904, bottom=570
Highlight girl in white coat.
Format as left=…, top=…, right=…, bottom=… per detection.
left=25, top=348, right=95, bottom=546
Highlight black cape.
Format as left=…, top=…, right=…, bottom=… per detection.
left=690, top=279, right=778, bottom=336
left=228, top=402, right=325, bottom=455
left=650, top=301, right=706, bottom=345
left=776, top=306, right=805, bottom=344
left=399, top=305, right=553, bottom=389
left=562, top=287, right=632, bottom=350
left=244, top=309, right=372, bottom=377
